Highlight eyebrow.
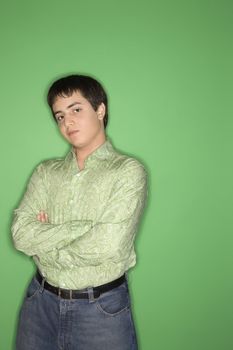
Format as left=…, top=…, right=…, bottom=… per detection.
left=54, top=102, right=83, bottom=116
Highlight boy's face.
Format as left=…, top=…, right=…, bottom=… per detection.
left=52, top=90, right=105, bottom=152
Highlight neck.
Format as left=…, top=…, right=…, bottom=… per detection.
left=75, top=134, right=106, bottom=170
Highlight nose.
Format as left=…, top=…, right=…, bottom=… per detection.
left=64, top=112, right=75, bottom=127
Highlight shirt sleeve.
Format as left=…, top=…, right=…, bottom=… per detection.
left=38, top=159, right=147, bottom=267
left=11, top=163, right=92, bottom=256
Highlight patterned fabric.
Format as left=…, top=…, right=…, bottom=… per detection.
left=12, top=140, right=147, bottom=289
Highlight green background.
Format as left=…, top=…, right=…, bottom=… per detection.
left=1, top=0, right=232, bottom=349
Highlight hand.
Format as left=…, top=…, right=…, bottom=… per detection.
left=37, top=210, right=49, bottom=223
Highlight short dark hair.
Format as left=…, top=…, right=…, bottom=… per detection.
left=47, top=74, right=109, bottom=128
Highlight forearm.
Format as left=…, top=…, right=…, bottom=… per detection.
left=57, top=224, right=135, bottom=267
left=12, top=212, right=92, bottom=256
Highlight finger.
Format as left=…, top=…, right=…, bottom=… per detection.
left=39, top=211, right=49, bottom=223
left=37, top=211, right=45, bottom=222
left=44, top=213, right=49, bottom=223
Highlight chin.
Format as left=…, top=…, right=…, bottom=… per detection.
left=72, top=141, right=86, bottom=149
left=67, top=137, right=85, bottom=148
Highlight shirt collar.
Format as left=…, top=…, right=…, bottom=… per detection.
left=65, top=139, right=114, bottom=172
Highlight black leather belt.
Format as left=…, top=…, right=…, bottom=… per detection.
left=36, top=270, right=125, bottom=299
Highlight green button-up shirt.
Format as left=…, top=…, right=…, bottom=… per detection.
left=12, top=140, right=147, bottom=289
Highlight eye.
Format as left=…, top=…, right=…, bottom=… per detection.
left=56, top=115, right=64, bottom=123
left=74, top=108, right=81, bottom=113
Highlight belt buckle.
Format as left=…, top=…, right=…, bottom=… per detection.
left=58, top=287, right=73, bottom=299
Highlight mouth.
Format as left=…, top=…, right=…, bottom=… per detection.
left=68, top=130, right=79, bottom=136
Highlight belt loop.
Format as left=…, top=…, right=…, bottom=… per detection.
left=125, top=272, right=129, bottom=289
left=39, top=277, right=45, bottom=294
left=87, top=287, right=95, bottom=303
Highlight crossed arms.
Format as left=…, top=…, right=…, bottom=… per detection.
left=12, top=160, right=147, bottom=267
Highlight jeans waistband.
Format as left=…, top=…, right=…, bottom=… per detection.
left=36, top=270, right=126, bottom=300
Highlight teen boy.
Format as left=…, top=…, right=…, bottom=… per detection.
left=12, top=74, right=147, bottom=350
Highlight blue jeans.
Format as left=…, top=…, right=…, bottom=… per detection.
left=16, top=276, right=138, bottom=350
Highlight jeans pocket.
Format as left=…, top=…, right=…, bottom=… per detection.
left=96, top=282, right=130, bottom=316
left=25, top=277, right=41, bottom=301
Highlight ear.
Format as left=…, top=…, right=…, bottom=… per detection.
left=97, top=103, right=106, bottom=120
